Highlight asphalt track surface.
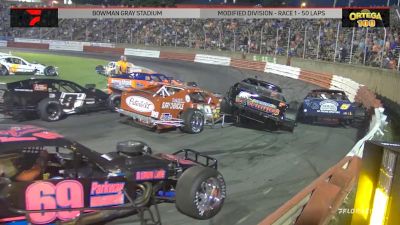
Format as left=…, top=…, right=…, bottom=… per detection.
left=0, top=50, right=361, bottom=225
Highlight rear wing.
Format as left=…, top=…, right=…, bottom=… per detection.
left=172, top=149, right=218, bottom=169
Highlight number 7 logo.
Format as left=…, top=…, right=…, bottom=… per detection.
left=26, top=9, right=42, bottom=27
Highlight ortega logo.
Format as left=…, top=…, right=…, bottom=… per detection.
left=349, top=9, right=382, bottom=27
left=342, top=8, right=389, bottom=28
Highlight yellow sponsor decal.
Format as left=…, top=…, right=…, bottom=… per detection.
left=9, top=64, right=19, bottom=73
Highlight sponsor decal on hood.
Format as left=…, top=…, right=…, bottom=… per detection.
left=126, top=96, right=155, bottom=113
left=319, top=100, right=339, bottom=113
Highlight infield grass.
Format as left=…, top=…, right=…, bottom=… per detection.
left=0, top=51, right=109, bottom=89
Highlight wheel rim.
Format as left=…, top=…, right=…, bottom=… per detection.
left=47, top=104, right=60, bottom=120
left=190, top=112, right=203, bottom=133
left=46, top=68, right=55, bottom=76
left=114, top=98, right=121, bottom=109
left=195, top=177, right=224, bottom=216
left=0, top=67, right=6, bottom=75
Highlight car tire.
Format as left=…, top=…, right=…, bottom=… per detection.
left=95, top=65, right=105, bottom=75
left=232, top=109, right=241, bottom=124
left=44, top=66, right=57, bottom=76
left=175, top=166, right=226, bottom=220
left=0, top=65, right=9, bottom=76
left=181, top=108, right=204, bottom=134
left=220, top=97, right=232, bottom=114
left=107, top=93, right=121, bottom=112
left=38, top=98, right=63, bottom=122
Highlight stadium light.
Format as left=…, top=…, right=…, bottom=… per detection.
left=300, top=2, right=307, bottom=7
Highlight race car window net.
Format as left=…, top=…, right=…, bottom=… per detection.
left=189, top=92, right=207, bottom=103
left=240, top=82, right=286, bottom=102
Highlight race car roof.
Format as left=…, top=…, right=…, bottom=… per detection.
left=310, top=89, right=346, bottom=95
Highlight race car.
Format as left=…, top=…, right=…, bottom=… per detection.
left=222, top=78, right=299, bottom=131
left=117, top=84, right=222, bottom=134
left=107, top=72, right=197, bottom=110
left=0, top=124, right=226, bottom=225
left=95, top=61, right=155, bottom=76
left=0, top=78, right=108, bottom=121
left=298, top=89, right=367, bottom=125
left=0, top=53, right=58, bottom=76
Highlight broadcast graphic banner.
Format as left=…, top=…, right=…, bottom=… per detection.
left=57, top=8, right=342, bottom=19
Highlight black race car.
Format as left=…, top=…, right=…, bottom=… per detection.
left=222, top=78, right=299, bottom=131
left=0, top=125, right=226, bottom=225
left=0, top=78, right=109, bottom=121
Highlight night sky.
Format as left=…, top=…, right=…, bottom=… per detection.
left=178, top=0, right=399, bottom=7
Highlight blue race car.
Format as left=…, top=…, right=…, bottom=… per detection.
left=299, top=89, right=366, bottom=125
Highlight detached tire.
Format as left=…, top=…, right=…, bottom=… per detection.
left=181, top=108, right=204, bottom=134
left=38, top=98, right=63, bottom=122
left=44, top=66, right=57, bottom=76
left=176, top=166, right=226, bottom=220
left=107, top=93, right=121, bottom=112
left=0, top=65, right=9, bottom=76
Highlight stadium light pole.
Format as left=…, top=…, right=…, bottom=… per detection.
left=333, top=21, right=340, bottom=62
left=349, top=27, right=355, bottom=64
left=286, top=27, right=291, bottom=58
left=333, top=0, right=337, bottom=7
left=380, top=27, right=387, bottom=68
left=316, top=25, right=321, bottom=59
left=275, top=27, right=279, bottom=56
left=387, top=0, right=390, bottom=6
left=397, top=53, right=400, bottom=71
left=233, top=30, right=236, bottom=52
left=303, top=26, right=307, bottom=59
left=203, top=25, right=207, bottom=50
left=260, top=26, right=264, bottom=55
left=363, top=28, right=369, bottom=65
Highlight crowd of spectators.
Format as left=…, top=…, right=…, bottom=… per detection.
left=0, top=3, right=399, bottom=71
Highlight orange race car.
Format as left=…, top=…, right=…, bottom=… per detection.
left=107, top=72, right=197, bottom=110
left=117, top=84, right=223, bottom=134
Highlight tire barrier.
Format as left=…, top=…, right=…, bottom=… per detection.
left=1, top=40, right=387, bottom=225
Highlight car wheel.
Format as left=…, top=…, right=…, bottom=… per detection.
left=44, top=66, right=57, bottom=76
left=0, top=65, right=9, bottom=76
left=181, top=108, right=204, bottom=134
left=107, top=93, right=121, bottom=112
left=220, top=97, right=232, bottom=114
left=95, top=65, right=105, bottom=75
left=233, top=109, right=241, bottom=124
left=176, top=166, right=226, bottom=220
left=38, top=98, right=63, bottom=122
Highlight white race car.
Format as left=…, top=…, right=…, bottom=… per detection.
left=95, top=61, right=155, bottom=76
left=0, top=53, right=58, bottom=76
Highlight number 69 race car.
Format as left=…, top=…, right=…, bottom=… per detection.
left=0, top=53, right=58, bottom=76
left=0, top=125, right=226, bottom=225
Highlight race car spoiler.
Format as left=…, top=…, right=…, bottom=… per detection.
left=173, top=149, right=218, bottom=169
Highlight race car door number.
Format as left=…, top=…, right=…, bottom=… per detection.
left=25, top=180, right=84, bottom=224
left=60, top=93, right=86, bottom=110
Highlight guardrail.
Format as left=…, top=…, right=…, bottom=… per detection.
left=0, top=39, right=387, bottom=225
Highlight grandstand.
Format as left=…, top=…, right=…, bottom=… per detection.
left=0, top=3, right=399, bottom=70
